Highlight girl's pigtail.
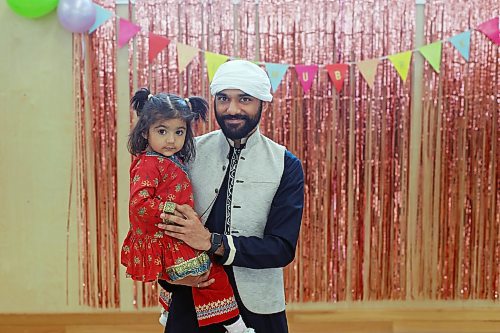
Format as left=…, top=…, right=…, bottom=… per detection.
left=131, top=87, right=151, bottom=116
left=186, top=96, right=209, bottom=122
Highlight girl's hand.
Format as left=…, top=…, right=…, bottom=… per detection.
left=158, top=204, right=212, bottom=252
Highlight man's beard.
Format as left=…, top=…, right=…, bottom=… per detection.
left=215, top=102, right=262, bottom=140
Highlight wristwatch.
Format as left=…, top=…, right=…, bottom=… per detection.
left=207, top=233, right=223, bottom=255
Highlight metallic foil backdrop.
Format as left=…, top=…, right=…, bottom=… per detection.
left=73, top=0, right=120, bottom=308
left=74, top=0, right=498, bottom=307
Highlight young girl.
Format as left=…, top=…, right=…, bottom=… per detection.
left=121, top=88, right=253, bottom=333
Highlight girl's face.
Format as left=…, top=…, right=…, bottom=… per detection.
left=144, top=117, right=187, bottom=157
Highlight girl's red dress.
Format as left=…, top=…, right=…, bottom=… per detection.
left=121, top=152, right=239, bottom=326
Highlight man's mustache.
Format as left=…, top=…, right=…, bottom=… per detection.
left=222, top=115, right=249, bottom=121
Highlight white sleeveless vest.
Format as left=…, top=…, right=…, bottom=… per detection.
left=189, top=129, right=286, bottom=314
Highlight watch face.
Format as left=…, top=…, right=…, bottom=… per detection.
left=212, top=233, right=222, bottom=244
left=208, top=233, right=223, bottom=254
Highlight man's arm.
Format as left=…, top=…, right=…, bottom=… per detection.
left=161, top=151, right=304, bottom=270
left=157, top=268, right=214, bottom=292
left=214, top=151, right=304, bottom=269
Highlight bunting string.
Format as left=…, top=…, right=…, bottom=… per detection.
left=72, top=0, right=499, bottom=307
left=87, top=1, right=498, bottom=93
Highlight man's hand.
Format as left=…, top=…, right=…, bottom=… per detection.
left=168, top=267, right=215, bottom=288
left=158, top=204, right=211, bottom=252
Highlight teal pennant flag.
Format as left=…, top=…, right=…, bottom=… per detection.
left=265, top=63, right=289, bottom=92
left=89, top=4, right=113, bottom=34
left=448, top=30, right=471, bottom=62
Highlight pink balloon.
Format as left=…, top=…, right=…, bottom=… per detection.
left=57, top=0, right=96, bottom=33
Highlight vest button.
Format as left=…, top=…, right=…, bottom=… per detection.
left=222, top=165, right=226, bottom=171
left=215, top=188, right=218, bottom=193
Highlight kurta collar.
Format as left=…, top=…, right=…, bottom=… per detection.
left=224, top=128, right=261, bottom=150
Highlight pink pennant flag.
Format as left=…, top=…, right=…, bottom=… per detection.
left=148, top=33, right=170, bottom=62
left=477, top=17, right=500, bottom=45
left=118, top=18, right=141, bottom=48
left=295, top=65, right=318, bottom=94
left=325, top=64, right=349, bottom=93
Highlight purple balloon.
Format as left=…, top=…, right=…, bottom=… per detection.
left=57, top=0, right=96, bottom=33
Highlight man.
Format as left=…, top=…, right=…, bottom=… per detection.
left=157, top=60, right=304, bottom=333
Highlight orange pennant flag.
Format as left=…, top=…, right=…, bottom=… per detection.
left=356, top=59, right=380, bottom=89
left=177, top=43, right=200, bottom=73
left=148, top=33, right=170, bottom=62
left=325, top=64, right=349, bottom=93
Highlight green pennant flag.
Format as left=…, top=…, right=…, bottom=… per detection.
left=419, top=41, right=442, bottom=73
left=388, top=51, right=413, bottom=82
left=205, top=52, right=229, bottom=82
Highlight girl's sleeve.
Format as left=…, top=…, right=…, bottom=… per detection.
left=129, top=157, right=166, bottom=224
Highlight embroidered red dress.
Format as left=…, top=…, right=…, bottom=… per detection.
left=121, top=152, right=239, bottom=326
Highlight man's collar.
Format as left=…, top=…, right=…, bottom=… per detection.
left=227, top=137, right=247, bottom=149
left=225, top=127, right=260, bottom=149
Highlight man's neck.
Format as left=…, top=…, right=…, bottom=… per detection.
left=233, top=140, right=243, bottom=149
left=227, top=127, right=258, bottom=149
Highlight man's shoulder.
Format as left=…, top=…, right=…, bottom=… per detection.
left=284, top=150, right=300, bottom=163
left=284, top=150, right=303, bottom=172
left=195, top=130, right=222, bottom=144
left=259, top=132, right=286, bottom=152
left=256, top=133, right=299, bottom=161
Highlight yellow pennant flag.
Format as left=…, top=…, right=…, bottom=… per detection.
left=177, top=43, right=200, bottom=73
left=419, top=41, right=442, bottom=73
left=205, top=52, right=229, bottom=82
left=356, top=58, right=380, bottom=89
left=388, top=51, right=413, bottom=82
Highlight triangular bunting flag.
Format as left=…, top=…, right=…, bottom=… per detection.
left=325, top=64, right=349, bottom=93
left=89, top=4, right=113, bottom=34
left=448, top=31, right=471, bottom=61
left=419, top=41, right=442, bottom=73
left=388, top=51, right=412, bottom=82
left=148, top=33, right=170, bottom=62
left=118, top=18, right=141, bottom=48
left=264, top=63, right=289, bottom=92
left=295, top=65, right=318, bottom=94
left=356, top=59, right=379, bottom=89
left=228, top=58, right=260, bottom=66
left=477, top=17, right=500, bottom=45
left=205, top=52, right=229, bottom=82
left=177, top=43, right=200, bottom=73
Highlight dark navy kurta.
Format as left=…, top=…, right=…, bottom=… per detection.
left=159, top=147, right=304, bottom=333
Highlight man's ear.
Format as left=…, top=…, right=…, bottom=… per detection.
left=261, top=101, right=270, bottom=112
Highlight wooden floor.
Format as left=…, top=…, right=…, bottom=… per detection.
left=2, top=307, right=500, bottom=333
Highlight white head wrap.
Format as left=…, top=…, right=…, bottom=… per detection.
left=210, top=60, right=273, bottom=102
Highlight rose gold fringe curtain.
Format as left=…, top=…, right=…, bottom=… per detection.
left=72, top=0, right=120, bottom=308
left=73, top=0, right=498, bottom=307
